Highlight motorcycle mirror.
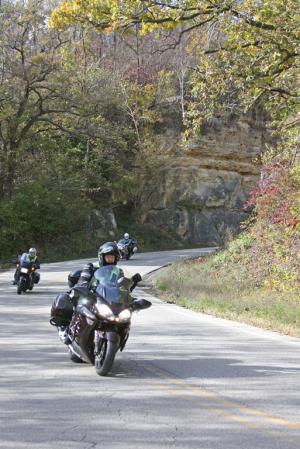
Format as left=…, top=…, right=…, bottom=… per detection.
left=132, top=298, right=152, bottom=311
left=131, top=273, right=142, bottom=284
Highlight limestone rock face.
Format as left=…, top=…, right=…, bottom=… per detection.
left=88, top=208, right=117, bottom=240
left=140, top=117, right=267, bottom=245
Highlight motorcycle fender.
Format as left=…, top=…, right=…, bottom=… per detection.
left=106, top=331, right=120, bottom=345
left=120, top=333, right=129, bottom=352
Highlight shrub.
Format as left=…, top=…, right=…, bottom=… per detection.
left=0, top=179, right=92, bottom=260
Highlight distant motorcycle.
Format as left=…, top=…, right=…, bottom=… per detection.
left=16, top=254, right=40, bottom=294
left=117, top=239, right=138, bottom=260
left=50, top=265, right=151, bottom=376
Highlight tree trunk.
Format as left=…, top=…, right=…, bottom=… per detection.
left=0, top=141, right=17, bottom=199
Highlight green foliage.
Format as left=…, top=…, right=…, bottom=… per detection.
left=0, top=179, right=92, bottom=259
left=213, top=233, right=256, bottom=265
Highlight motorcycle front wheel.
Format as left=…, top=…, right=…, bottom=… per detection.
left=95, top=340, right=118, bottom=376
left=17, top=278, right=26, bottom=295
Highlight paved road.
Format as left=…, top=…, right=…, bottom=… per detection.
left=0, top=248, right=300, bottom=449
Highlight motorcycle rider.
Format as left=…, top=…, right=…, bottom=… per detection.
left=76, top=241, right=122, bottom=288
left=13, top=247, right=40, bottom=285
left=56, top=242, right=141, bottom=344
left=122, top=232, right=137, bottom=255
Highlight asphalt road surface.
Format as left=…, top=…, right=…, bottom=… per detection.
left=0, top=248, right=300, bottom=449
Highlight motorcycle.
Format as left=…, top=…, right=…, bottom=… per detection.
left=117, top=239, right=138, bottom=260
left=50, top=265, right=151, bottom=376
left=16, top=254, right=40, bottom=295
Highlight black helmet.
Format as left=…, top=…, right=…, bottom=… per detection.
left=98, top=241, right=120, bottom=266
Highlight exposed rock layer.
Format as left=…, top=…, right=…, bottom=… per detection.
left=140, top=117, right=268, bottom=245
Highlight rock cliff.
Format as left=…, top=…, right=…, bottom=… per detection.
left=139, top=116, right=268, bottom=246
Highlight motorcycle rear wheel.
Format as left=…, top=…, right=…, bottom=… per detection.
left=95, top=340, right=117, bottom=376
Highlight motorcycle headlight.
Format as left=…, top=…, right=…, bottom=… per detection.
left=118, top=309, right=131, bottom=323
left=95, top=303, right=115, bottom=321
left=20, top=267, right=29, bottom=274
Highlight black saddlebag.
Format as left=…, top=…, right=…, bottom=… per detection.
left=50, top=293, right=73, bottom=327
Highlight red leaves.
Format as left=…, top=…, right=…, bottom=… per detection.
left=244, top=159, right=299, bottom=229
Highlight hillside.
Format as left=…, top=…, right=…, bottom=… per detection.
left=0, top=0, right=299, bottom=284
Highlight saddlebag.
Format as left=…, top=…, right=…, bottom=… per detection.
left=50, top=293, right=74, bottom=327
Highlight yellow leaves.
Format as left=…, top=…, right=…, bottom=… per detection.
left=49, top=3, right=74, bottom=30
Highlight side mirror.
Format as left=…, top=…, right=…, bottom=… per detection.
left=132, top=273, right=142, bottom=284
left=132, top=298, right=152, bottom=311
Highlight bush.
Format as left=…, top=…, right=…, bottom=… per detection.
left=0, top=179, right=92, bottom=261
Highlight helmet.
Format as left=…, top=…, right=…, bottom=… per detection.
left=28, top=247, right=37, bottom=260
left=124, top=233, right=129, bottom=239
left=98, top=242, right=120, bottom=266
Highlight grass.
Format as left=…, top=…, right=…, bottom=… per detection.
left=148, top=257, right=300, bottom=337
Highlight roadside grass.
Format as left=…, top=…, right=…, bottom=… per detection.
left=149, top=257, right=300, bottom=337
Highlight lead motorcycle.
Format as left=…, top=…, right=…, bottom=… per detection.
left=50, top=265, right=151, bottom=376
left=16, top=253, right=40, bottom=294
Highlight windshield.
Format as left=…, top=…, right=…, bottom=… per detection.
left=94, top=265, right=132, bottom=306
left=118, top=239, right=128, bottom=245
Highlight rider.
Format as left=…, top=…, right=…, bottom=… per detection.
left=13, top=247, right=40, bottom=285
left=56, top=242, right=141, bottom=344
left=76, top=241, right=122, bottom=288
left=122, top=232, right=137, bottom=255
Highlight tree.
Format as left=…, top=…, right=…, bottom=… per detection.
left=0, top=1, right=89, bottom=197
left=50, top=0, right=299, bottom=136
left=0, top=1, right=135, bottom=200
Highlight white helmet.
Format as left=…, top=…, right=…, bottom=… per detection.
left=29, top=248, right=37, bottom=260
left=124, top=233, right=129, bottom=239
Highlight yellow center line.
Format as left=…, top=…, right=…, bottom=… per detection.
left=138, top=362, right=300, bottom=438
